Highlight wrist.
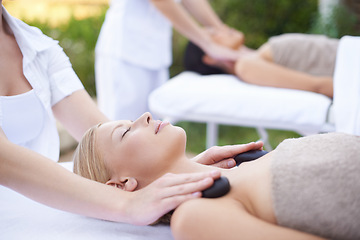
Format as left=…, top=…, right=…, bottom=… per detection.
left=196, top=32, right=213, bottom=52
left=119, top=191, right=138, bottom=224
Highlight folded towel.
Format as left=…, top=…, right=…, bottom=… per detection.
left=333, top=36, right=360, bottom=135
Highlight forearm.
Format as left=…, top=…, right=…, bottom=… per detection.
left=234, top=56, right=332, bottom=95
left=181, top=0, right=224, bottom=29
left=52, top=89, right=109, bottom=141
left=151, top=0, right=212, bottom=50
left=0, top=137, right=131, bottom=223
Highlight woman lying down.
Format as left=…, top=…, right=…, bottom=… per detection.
left=73, top=112, right=360, bottom=240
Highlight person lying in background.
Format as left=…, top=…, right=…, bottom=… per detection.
left=73, top=112, right=359, bottom=239
left=184, top=29, right=338, bottom=98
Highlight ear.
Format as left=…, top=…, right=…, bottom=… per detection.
left=106, top=176, right=138, bottom=192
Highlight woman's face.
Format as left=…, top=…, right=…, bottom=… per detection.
left=95, top=112, right=186, bottom=186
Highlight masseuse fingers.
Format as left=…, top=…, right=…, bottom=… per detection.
left=131, top=172, right=220, bottom=225
left=159, top=192, right=204, bottom=214
left=155, top=177, right=214, bottom=212
left=156, top=171, right=220, bottom=188
left=200, top=141, right=264, bottom=165
left=209, top=158, right=236, bottom=169
left=216, top=142, right=264, bottom=158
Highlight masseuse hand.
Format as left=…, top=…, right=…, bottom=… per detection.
left=204, top=42, right=240, bottom=62
left=126, top=171, right=220, bottom=226
left=192, top=141, right=264, bottom=168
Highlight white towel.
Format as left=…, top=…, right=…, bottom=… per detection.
left=333, top=36, right=360, bottom=135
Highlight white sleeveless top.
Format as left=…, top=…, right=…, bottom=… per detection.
left=0, top=90, right=45, bottom=146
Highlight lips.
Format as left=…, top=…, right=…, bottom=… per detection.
left=155, top=120, right=169, bottom=134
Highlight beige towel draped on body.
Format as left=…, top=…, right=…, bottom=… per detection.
left=271, top=132, right=360, bottom=239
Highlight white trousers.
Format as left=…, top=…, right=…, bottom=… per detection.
left=95, top=55, right=169, bottom=121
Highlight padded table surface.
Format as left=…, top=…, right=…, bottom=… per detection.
left=149, top=72, right=334, bottom=134
left=0, top=162, right=173, bottom=240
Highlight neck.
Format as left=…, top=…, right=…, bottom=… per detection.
left=0, top=6, right=3, bottom=33
left=0, top=6, right=9, bottom=36
left=168, top=156, right=218, bottom=175
left=136, top=153, right=234, bottom=190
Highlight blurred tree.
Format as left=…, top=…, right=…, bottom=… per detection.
left=310, top=0, right=359, bottom=38
left=29, top=11, right=106, bottom=96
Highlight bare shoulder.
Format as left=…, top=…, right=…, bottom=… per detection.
left=171, top=197, right=247, bottom=240
left=170, top=196, right=326, bottom=240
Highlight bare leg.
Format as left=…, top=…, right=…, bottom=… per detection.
left=234, top=44, right=333, bottom=98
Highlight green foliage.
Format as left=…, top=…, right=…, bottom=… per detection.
left=209, top=0, right=318, bottom=47
left=29, top=9, right=107, bottom=96
left=178, top=121, right=301, bottom=153
left=309, top=1, right=359, bottom=38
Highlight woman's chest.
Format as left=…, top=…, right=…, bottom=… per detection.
left=226, top=158, right=277, bottom=224
left=0, top=34, right=31, bottom=96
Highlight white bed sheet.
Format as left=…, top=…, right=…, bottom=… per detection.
left=149, top=72, right=334, bottom=134
left=0, top=162, right=173, bottom=240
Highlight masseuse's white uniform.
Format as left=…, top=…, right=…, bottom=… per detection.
left=95, top=0, right=179, bottom=120
left=0, top=7, right=84, bottom=161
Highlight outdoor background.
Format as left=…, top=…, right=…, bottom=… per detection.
left=4, top=0, right=359, bottom=157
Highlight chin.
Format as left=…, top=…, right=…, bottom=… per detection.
left=174, top=126, right=186, bottom=141
left=167, top=126, right=187, bottom=154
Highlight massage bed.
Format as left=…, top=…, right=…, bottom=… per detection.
left=0, top=162, right=173, bottom=240
left=149, top=72, right=334, bottom=150
left=149, top=35, right=360, bottom=149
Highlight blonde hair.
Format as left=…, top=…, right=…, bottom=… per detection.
left=73, top=123, right=111, bottom=184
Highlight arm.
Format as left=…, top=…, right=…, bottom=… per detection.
left=150, top=0, right=239, bottom=61
left=171, top=198, right=327, bottom=240
left=52, top=89, right=108, bottom=141
left=45, top=42, right=109, bottom=141
left=192, top=141, right=263, bottom=168
left=181, top=0, right=224, bottom=29
left=234, top=44, right=333, bottom=97
left=0, top=128, right=220, bottom=225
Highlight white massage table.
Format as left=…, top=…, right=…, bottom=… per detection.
left=150, top=35, right=360, bottom=149
left=0, top=162, right=173, bottom=240
left=149, top=72, right=335, bottom=150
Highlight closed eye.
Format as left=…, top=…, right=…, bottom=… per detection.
left=122, top=127, right=131, bottom=138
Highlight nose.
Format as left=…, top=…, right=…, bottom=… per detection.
left=134, top=112, right=152, bottom=126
